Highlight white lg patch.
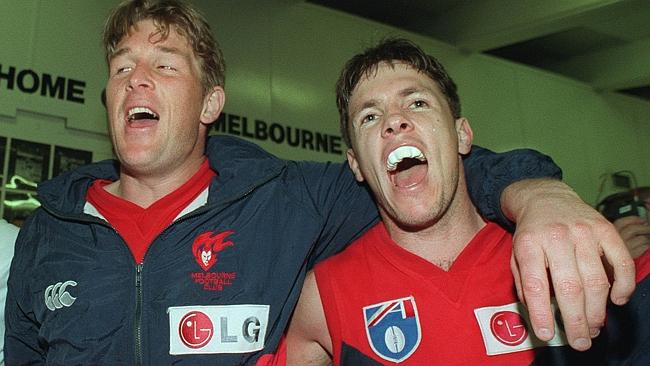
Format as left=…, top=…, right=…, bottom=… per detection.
left=474, top=301, right=567, bottom=355
left=168, top=304, right=269, bottom=355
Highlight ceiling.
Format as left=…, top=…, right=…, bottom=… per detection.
left=307, top=0, right=650, bottom=101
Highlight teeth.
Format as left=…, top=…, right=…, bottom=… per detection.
left=127, top=107, right=158, bottom=120
left=387, top=146, right=426, bottom=171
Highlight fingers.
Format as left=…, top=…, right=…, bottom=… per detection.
left=572, top=224, right=609, bottom=339
left=620, top=224, right=650, bottom=241
left=512, top=231, right=554, bottom=341
left=613, top=215, right=646, bottom=232
left=510, top=254, right=525, bottom=306
left=615, top=217, right=650, bottom=240
left=598, top=225, right=636, bottom=305
left=514, top=224, right=606, bottom=351
left=632, top=241, right=650, bottom=259
left=624, top=235, right=650, bottom=258
left=612, top=216, right=650, bottom=258
left=543, top=225, right=593, bottom=351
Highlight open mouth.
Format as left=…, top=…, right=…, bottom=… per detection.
left=386, top=146, right=428, bottom=188
left=127, top=107, right=159, bottom=123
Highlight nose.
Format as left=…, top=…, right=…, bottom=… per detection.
left=127, top=64, right=153, bottom=91
left=382, top=109, right=413, bottom=138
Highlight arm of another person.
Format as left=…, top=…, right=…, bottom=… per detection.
left=501, top=178, right=636, bottom=351
left=285, top=271, right=332, bottom=366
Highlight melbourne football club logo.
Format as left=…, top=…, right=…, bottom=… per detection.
left=192, top=230, right=235, bottom=271
left=363, top=296, right=421, bottom=362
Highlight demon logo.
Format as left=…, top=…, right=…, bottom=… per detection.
left=192, top=230, right=235, bottom=271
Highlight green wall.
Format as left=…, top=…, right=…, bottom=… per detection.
left=1, top=0, right=648, bottom=206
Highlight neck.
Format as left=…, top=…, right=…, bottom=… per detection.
left=106, top=155, right=207, bottom=208
left=383, top=179, right=485, bottom=271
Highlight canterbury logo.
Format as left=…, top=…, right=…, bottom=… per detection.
left=44, top=281, right=77, bottom=311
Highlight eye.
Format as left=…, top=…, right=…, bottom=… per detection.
left=411, top=100, right=428, bottom=108
left=361, top=114, right=377, bottom=125
left=158, top=65, right=177, bottom=71
left=114, top=66, right=132, bottom=75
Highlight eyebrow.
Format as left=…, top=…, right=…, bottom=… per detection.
left=110, top=47, right=131, bottom=61
left=110, top=45, right=186, bottom=61
left=157, top=45, right=184, bottom=56
left=354, top=87, right=426, bottom=112
left=399, top=87, right=430, bottom=98
left=356, top=98, right=380, bottom=113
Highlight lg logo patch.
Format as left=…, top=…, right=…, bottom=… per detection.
left=44, top=281, right=77, bottom=311
left=179, top=311, right=214, bottom=349
left=489, top=311, right=528, bottom=346
left=169, top=305, right=269, bottom=354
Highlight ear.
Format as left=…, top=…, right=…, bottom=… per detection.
left=455, top=117, right=473, bottom=155
left=200, top=86, right=225, bottom=125
left=346, top=148, right=365, bottom=182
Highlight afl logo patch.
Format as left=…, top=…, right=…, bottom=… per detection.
left=363, top=296, right=421, bottom=363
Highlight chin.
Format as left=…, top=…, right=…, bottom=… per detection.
left=389, top=210, right=441, bottom=231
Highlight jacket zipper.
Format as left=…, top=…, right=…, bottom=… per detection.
left=135, top=263, right=144, bottom=366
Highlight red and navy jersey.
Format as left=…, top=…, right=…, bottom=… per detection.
left=315, top=222, right=567, bottom=365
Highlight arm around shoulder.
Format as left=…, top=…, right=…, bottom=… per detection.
left=463, top=145, right=562, bottom=230
left=286, top=271, right=333, bottom=366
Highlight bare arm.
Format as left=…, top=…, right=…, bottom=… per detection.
left=502, top=178, right=636, bottom=351
left=286, top=271, right=333, bottom=366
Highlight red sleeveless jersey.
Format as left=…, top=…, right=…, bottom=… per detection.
left=315, top=222, right=567, bottom=365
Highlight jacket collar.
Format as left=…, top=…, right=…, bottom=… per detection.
left=37, top=135, right=286, bottom=215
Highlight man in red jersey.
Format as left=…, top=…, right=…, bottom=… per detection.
left=285, top=38, right=634, bottom=365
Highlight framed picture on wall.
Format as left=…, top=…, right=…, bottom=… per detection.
left=6, top=138, right=49, bottom=190
left=3, top=190, right=39, bottom=226
left=53, top=146, right=93, bottom=177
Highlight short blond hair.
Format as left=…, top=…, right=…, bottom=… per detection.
left=103, top=0, right=225, bottom=94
